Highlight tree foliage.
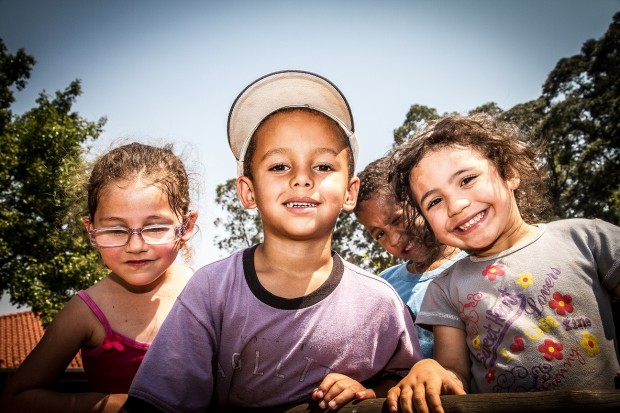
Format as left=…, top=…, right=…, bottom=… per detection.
left=213, top=179, right=263, bottom=252
left=0, top=39, right=108, bottom=325
left=534, top=12, right=620, bottom=223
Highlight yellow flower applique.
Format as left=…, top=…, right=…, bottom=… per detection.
left=515, top=273, right=534, bottom=288
left=580, top=332, right=600, bottom=357
left=472, top=335, right=481, bottom=350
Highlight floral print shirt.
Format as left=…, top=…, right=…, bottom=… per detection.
left=417, top=218, right=620, bottom=392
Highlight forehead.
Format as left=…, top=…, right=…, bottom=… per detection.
left=356, top=196, right=402, bottom=227
left=254, top=110, right=348, bottom=154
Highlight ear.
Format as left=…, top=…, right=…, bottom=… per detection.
left=180, top=210, right=199, bottom=242
left=236, top=176, right=258, bottom=209
left=82, top=215, right=92, bottom=231
left=507, top=170, right=521, bottom=190
left=342, top=176, right=360, bottom=212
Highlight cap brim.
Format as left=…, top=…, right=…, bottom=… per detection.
left=228, top=70, right=358, bottom=176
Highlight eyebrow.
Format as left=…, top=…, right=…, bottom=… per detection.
left=418, top=168, right=470, bottom=206
left=260, top=147, right=340, bottom=162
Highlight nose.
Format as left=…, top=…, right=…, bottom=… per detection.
left=447, top=196, right=470, bottom=217
left=388, top=230, right=403, bottom=247
left=291, top=169, right=313, bottom=188
left=126, top=229, right=147, bottom=251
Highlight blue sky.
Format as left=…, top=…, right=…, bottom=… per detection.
left=0, top=0, right=618, bottom=313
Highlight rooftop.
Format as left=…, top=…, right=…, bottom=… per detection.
left=0, top=310, right=82, bottom=369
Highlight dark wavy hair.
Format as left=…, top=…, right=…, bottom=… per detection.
left=390, top=112, right=547, bottom=245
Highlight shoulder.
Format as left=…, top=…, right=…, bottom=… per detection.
left=182, top=249, right=247, bottom=296
left=44, top=294, right=100, bottom=342
left=379, top=262, right=409, bottom=279
left=545, top=218, right=620, bottom=241
left=340, top=258, right=403, bottom=299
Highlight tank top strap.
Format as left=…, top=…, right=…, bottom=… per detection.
left=76, top=290, right=114, bottom=337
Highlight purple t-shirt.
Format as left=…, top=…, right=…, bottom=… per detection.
left=129, top=246, right=422, bottom=412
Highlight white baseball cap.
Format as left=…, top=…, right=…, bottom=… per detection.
left=227, top=70, right=359, bottom=177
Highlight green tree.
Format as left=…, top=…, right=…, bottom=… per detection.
left=0, top=40, right=107, bottom=325
left=534, top=12, right=620, bottom=223
left=213, top=178, right=263, bottom=252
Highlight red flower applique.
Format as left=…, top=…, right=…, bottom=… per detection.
left=548, top=292, right=574, bottom=316
left=482, top=264, right=505, bottom=281
left=102, top=335, right=125, bottom=351
left=485, top=368, right=496, bottom=383
left=538, top=339, right=563, bottom=361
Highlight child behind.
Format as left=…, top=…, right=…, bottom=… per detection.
left=1, top=142, right=198, bottom=413
left=125, top=70, right=423, bottom=412
left=354, top=155, right=466, bottom=359
left=387, top=113, right=620, bottom=413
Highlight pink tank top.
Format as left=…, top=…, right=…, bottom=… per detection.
left=77, top=290, right=150, bottom=394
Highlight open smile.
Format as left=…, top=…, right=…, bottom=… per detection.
left=457, top=210, right=487, bottom=232
left=284, top=202, right=317, bottom=208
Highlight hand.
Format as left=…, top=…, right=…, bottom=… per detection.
left=312, top=373, right=376, bottom=410
left=386, top=359, right=466, bottom=413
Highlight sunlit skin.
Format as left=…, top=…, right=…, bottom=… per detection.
left=237, top=110, right=387, bottom=410
left=84, top=178, right=192, bottom=291
left=385, top=145, right=540, bottom=413
left=237, top=110, right=358, bottom=249
left=1, top=177, right=197, bottom=413
left=410, top=145, right=536, bottom=257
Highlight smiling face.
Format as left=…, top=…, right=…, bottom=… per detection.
left=236, top=110, right=359, bottom=243
left=85, top=178, right=196, bottom=290
left=410, top=145, right=524, bottom=257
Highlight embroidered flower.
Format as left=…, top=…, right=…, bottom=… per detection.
left=472, top=335, right=481, bottom=350
left=538, top=315, right=559, bottom=333
left=580, top=332, right=600, bottom=357
left=485, top=368, right=496, bottom=383
left=102, top=335, right=125, bottom=351
left=482, top=264, right=505, bottom=281
left=548, top=292, right=574, bottom=316
left=515, top=273, right=534, bottom=288
left=538, top=339, right=563, bottom=361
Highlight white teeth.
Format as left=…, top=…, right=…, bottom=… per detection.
left=459, top=211, right=485, bottom=231
left=285, top=202, right=315, bottom=208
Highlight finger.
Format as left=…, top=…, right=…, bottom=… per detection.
left=443, top=377, right=466, bottom=396
left=386, top=387, right=401, bottom=413
left=317, top=373, right=339, bottom=392
left=326, top=388, right=357, bottom=410
left=355, top=389, right=376, bottom=400
left=400, top=386, right=415, bottom=413
left=311, top=388, right=324, bottom=401
left=419, top=384, right=442, bottom=413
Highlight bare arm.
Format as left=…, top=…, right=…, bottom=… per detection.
left=387, top=325, right=469, bottom=413
left=0, top=296, right=127, bottom=413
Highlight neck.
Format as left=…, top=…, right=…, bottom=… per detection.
left=253, top=238, right=334, bottom=298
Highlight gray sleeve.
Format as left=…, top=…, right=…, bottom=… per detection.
left=593, top=218, right=620, bottom=292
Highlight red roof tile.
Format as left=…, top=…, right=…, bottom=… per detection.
left=0, top=311, right=82, bottom=369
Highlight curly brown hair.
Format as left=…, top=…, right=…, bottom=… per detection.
left=86, top=142, right=191, bottom=222
left=390, top=112, right=547, bottom=244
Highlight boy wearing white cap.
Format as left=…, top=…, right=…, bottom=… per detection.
left=125, top=70, right=422, bottom=412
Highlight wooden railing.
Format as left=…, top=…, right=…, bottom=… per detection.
left=244, top=388, right=620, bottom=413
